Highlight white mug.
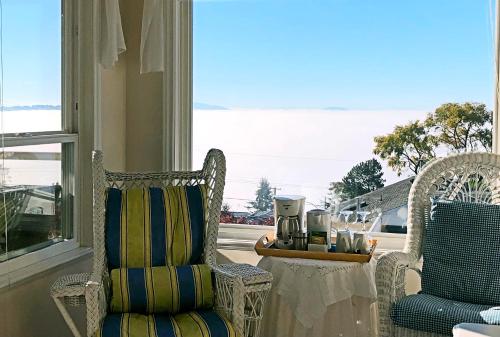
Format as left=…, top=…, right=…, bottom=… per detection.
left=353, top=232, right=369, bottom=254
left=336, top=230, right=352, bottom=253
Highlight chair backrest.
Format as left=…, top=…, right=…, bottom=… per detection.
left=405, top=152, right=500, bottom=263
left=91, top=149, right=226, bottom=276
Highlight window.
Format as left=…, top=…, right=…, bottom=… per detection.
left=0, top=0, right=77, bottom=263
left=193, top=0, right=494, bottom=233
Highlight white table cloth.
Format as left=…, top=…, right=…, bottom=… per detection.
left=258, top=256, right=378, bottom=337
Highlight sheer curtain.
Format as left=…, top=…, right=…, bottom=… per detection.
left=140, top=0, right=164, bottom=73
left=100, top=0, right=126, bottom=69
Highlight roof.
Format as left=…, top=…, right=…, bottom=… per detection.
left=338, top=176, right=415, bottom=222
left=228, top=211, right=250, bottom=218
left=249, top=210, right=274, bottom=218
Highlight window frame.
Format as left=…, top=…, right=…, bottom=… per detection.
left=0, top=0, right=97, bottom=287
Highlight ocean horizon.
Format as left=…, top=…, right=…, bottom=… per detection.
left=193, top=108, right=428, bottom=211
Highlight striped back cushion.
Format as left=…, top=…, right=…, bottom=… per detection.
left=105, top=185, right=208, bottom=269
left=110, top=264, right=214, bottom=314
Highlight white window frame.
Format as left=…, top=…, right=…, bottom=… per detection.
left=163, top=0, right=193, bottom=171
left=0, top=0, right=98, bottom=288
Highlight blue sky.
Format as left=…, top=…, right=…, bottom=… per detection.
left=194, top=0, right=495, bottom=110
left=0, top=0, right=493, bottom=111
left=3, top=0, right=61, bottom=106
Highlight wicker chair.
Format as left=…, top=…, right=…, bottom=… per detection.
left=51, top=149, right=272, bottom=337
left=376, top=152, right=500, bottom=337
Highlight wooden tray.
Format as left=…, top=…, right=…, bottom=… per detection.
left=254, top=232, right=377, bottom=263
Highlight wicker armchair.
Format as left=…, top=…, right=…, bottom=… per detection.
left=51, top=149, right=272, bottom=337
left=376, top=152, right=500, bottom=337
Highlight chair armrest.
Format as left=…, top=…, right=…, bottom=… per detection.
left=51, top=273, right=91, bottom=337
left=50, top=273, right=90, bottom=306
left=212, top=264, right=273, bottom=337
left=376, top=251, right=411, bottom=337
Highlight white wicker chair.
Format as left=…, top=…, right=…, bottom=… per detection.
left=376, top=152, right=500, bottom=337
left=51, top=149, right=272, bottom=337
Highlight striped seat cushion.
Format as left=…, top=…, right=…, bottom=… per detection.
left=110, top=264, right=214, bottom=314
left=98, top=310, right=238, bottom=337
left=391, top=294, right=500, bottom=336
left=105, top=186, right=208, bottom=269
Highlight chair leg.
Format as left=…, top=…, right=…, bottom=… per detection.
left=53, top=297, right=83, bottom=337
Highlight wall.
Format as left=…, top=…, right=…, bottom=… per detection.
left=0, top=255, right=91, bottom=337
left=100, top=0, right=163, bottom=172
left=121, top=0, right=163, bottom=172
left=101, top=60, right=127, bottom=171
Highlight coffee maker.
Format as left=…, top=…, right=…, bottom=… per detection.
left=274, top=195, right=305, bottom=249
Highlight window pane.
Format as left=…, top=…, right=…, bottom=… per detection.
left=1, top=0, right=62, bottom=134
left=193, top=0, right=494, bottom=232
left=0, top=143, right=74, bottom=261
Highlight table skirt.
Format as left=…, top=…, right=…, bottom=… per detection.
left=260, top=292, right=378, bottom=337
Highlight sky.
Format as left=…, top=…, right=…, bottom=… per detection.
left=0, top=0, right=493, bottom=110
left=194, top=0, right=496, bottom=110
left=2, top=0, right=61, bottom=106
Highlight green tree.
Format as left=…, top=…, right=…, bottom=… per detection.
left=425, top=102, right=492, bottom=152
left=249, top=178, right=274, bottom=212
left=374, top=121, right=436, bottom=176
left=329, top=159, right=385, bottom=201
left=221, top=202, right=231, bottom=213
left=374, top=102, right=493, bottom=176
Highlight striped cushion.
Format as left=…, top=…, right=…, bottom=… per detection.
left=422, top=200, right=500, bottom=305
left=391, top=294, right=500, bottom=336
left=105, top=186, right=208, bottom=269
left=110, top=264, right=214, bottom=314
left=98, top=310, right=238, bottom=337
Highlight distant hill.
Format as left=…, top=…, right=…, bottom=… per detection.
left=324, top=106, right=348, bottom=111
left=3, top=105, right=61, bottom=111
left=193, top=102, right=228, bottom=110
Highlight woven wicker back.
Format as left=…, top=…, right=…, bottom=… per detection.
left=405, top=152, right=500, bottom=263
left=91, top=149, right=226, bottom=276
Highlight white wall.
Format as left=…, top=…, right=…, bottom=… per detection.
left=0, top=256, right=91, bottom=337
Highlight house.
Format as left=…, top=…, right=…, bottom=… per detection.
left=339, top=177, right=415, bottom=233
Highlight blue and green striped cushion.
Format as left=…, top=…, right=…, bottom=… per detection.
left=110, top=264, right=214, bottom=314
left=105, top=186, right=208, bottom=269
left=98, top=310, right=238, bottom=337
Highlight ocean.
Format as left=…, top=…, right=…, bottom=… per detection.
left=0, top=108, right=430, bottom=211
left=193, top=108, right=428, bottom=211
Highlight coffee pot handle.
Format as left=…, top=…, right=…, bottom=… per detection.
left=353, top=237, right=360, bottom=252
left=342, top=236, right=351, bottom=252
left=283, top=216, right=290, bottom=242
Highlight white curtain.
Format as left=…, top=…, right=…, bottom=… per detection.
left=140, top=0, right=165, bottom=73
left=100, top=0, right=126, bottom=69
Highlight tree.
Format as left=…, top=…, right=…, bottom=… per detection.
left=373, top=102, right=493, bottom=176
left=249, top=178, right=274, bottom=212
left=329, top=159, right=385, bottom=201
left=221, top=202, right=231, bottom=213
left=425, top=102, right=492, bottom=153
left=374, top=121, right=436, bottom=176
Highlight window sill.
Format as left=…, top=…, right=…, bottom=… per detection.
left=217, top=223, right=407, bottom=252
left=0, top=241, right=92, bottom=289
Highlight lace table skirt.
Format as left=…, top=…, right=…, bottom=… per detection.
left=258, top=256, right=377, bottom=337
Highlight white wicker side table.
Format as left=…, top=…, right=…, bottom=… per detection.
left=215, top=263, right=273, bottom=337
left=50, top=273, right=90, bottom=337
